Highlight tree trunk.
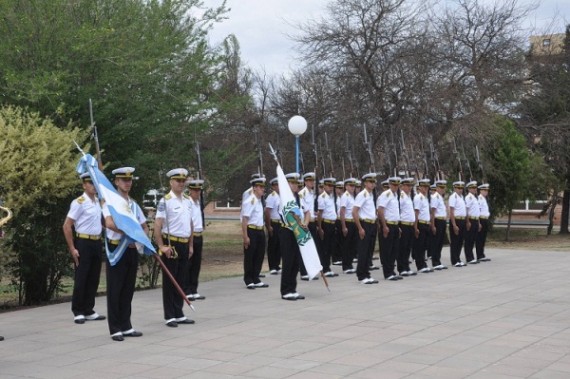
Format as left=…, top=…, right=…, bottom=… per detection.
left=505, top=209, right=512, bottom=241
left=560, top=189, right=569, bottom=234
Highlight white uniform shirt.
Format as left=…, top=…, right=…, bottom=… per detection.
left=265, top=191, right=281, bottom=220
left=377, top=189, right=400, bottom=222
left=399, top=192, right=415, bottom=223
left=298, top=187, right=315, bottom=220
left=67, top=192, right=102, bottom=235
left=431, top=192, right=447, bottom=218
left=448, top=192, right=467, bottom=217
left=242, top=187, right=253, bottom=203
left=465, top=192, right=481, bottom=219
left=479, top=194, right=490, bottom=218
left=413, top=192, right=430, bottom=222
left=318, top=192, right=337, bottom=221
left=156, top=191, right=193, bottom=238
left=242, top=195, right=264, bottom=227
left=191, top=197, right=203, bottom=233
left=103, top=198, right=146, bottom=240
left=339, top=191, right=355, bottom=221
left=353, top=189, right=376, bottom=220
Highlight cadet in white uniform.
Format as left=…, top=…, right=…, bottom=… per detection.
left=353, top=173, right=379, bottom=284
left=186, top=179, right=206, bottom=300
left=103, top=167, right=147, bottom=341
left=476, top=183, right=492, bottom=262
left=317, top=177, right=339, bottom=277
left=339, top=178, right=357, bottom=274
left=242, top=177, right=268, bottom=289
left=63, top=173, right=105, bottom=324
left=413, top=179, right=433, bottom=273
left=448, top=181, right=467, bottom=267
left=430, top=180, right=448, bottom=270
left=397, top=178, right=417, bottom=276
left=264, top=178, right=282, bottom=275
left=464, top=180, right=481, bottom=265
left=377, top=177, right=402, bottom=281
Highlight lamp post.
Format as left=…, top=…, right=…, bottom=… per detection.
left=288, top=115, right=308, bottom=173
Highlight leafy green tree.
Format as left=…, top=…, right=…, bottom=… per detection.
left=520, top=25, right=570, bottom=234
left=0, top=106, right=85, bottom=305
left=0, top=0, right=251, bottom=198
left=485, top=116, right=555, bottom=241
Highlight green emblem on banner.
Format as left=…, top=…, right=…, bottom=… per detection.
left=283, top=200, right=310, bottom=246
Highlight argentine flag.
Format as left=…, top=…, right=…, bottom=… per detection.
left=76, top=154, right=155, bottom=265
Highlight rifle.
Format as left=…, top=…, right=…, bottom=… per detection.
left=461, top=143, right=473, bottom=181
left=325, top=131, right=334, bottom=178
left=255, top=131, right=264, bottom=177
left=363, top=125, right=376, bottom=173
left=400, top=130, right=411, bottom=178
left=194, top=137, right=206, bottom=229
left=475, top=145, right=485, bottom=181
left=89, top=99, right=103, bottom=170
left=452, top=137, right=463, bottom=181
left=384, top=137, right=392, bottom=178
left=345, top=133, right=354, bottom=177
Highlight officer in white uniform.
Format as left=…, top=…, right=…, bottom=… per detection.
left=397, top=178, right=417, bottom=276
left=63, top=173, right=105, bottom=324
left=154, top=168, right=195, bottom=327
left=430, top=180, right=448, bottom=270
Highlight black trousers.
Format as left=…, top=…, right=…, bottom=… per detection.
left=397, top=224, right=414, bottom=273
left=342, top=221, right=357, bottom=271
left=320, top=222, right=336, bottom=272
left=267, top=221, right=281, bottom=271
left=332, top=220, right=343, bottom=263
left=464, top=218, right=478, bottom=262
left=413, top=223, right=430, bottom=270
left=430, top=219, right=446, bottom=266
left=380, top=224, right=400, bottom=279
left=356, top=222, right=377, bottom=280
left=279, top=227, right=300, bottom=295
left=185, top=235, right=203, bottom=295
left=449, top=219, right=466, bottom=265
left=106, top=246, right=138, bottom=335
left=476, top=218, right=489, bottom=259
left=300, top=221, right=318, bottom=276
left=243, top=228, right=265, bottom=285
left=72, top=238, right=102, bottom=317
left=162, top=240, right=189, bottom=320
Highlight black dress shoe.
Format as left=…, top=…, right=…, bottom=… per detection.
left=74, top=319, right=85, bottom=324
left=123, top=331, right=143, bottom=337
left=258, top=274, right=266, bottom=278
left=166, top=321, right=178, bottom=328
left=111, top=335, right=124, bottom=342
left=295, top=294, right=305, bottom=300
left=282, top=294, right=297, bottom=301
left=177, top=319, right=195, bottom=325
left=0, top=336, right=4, bottom=341
left=193, top=294, right=206, bottom=300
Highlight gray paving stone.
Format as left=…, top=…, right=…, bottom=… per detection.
left=1, top=248, right=570, bottom=378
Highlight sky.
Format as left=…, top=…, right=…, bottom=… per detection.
left=202, top=0, right=570, bottom=77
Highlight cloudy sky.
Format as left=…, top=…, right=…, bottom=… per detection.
left=202, top=0, right=569, bottom=76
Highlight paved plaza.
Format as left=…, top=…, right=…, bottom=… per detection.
left=1, top=248, right=570, bottom=379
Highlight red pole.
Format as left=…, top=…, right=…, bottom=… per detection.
left=153, top=254, right=194, bottom=310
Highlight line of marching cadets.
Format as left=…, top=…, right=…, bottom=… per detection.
left=63, top=167, right=206, bottom=341
left=240, top=171, right=492, bottom=300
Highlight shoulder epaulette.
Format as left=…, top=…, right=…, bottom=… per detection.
left=250, top=197, right=256, bottom=205
left=183, top=193, right=190, bottom=199
left=77, top=195, right=85, bottom=204
left=164, top=193, right=172, bottom=200
left=320, top=192, right=327, bottom=198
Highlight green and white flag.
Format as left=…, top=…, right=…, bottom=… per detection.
left=276, top=164, right=322, bottom=279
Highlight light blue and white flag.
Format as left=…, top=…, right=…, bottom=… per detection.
left=76, top=154, right=155, bottom=265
